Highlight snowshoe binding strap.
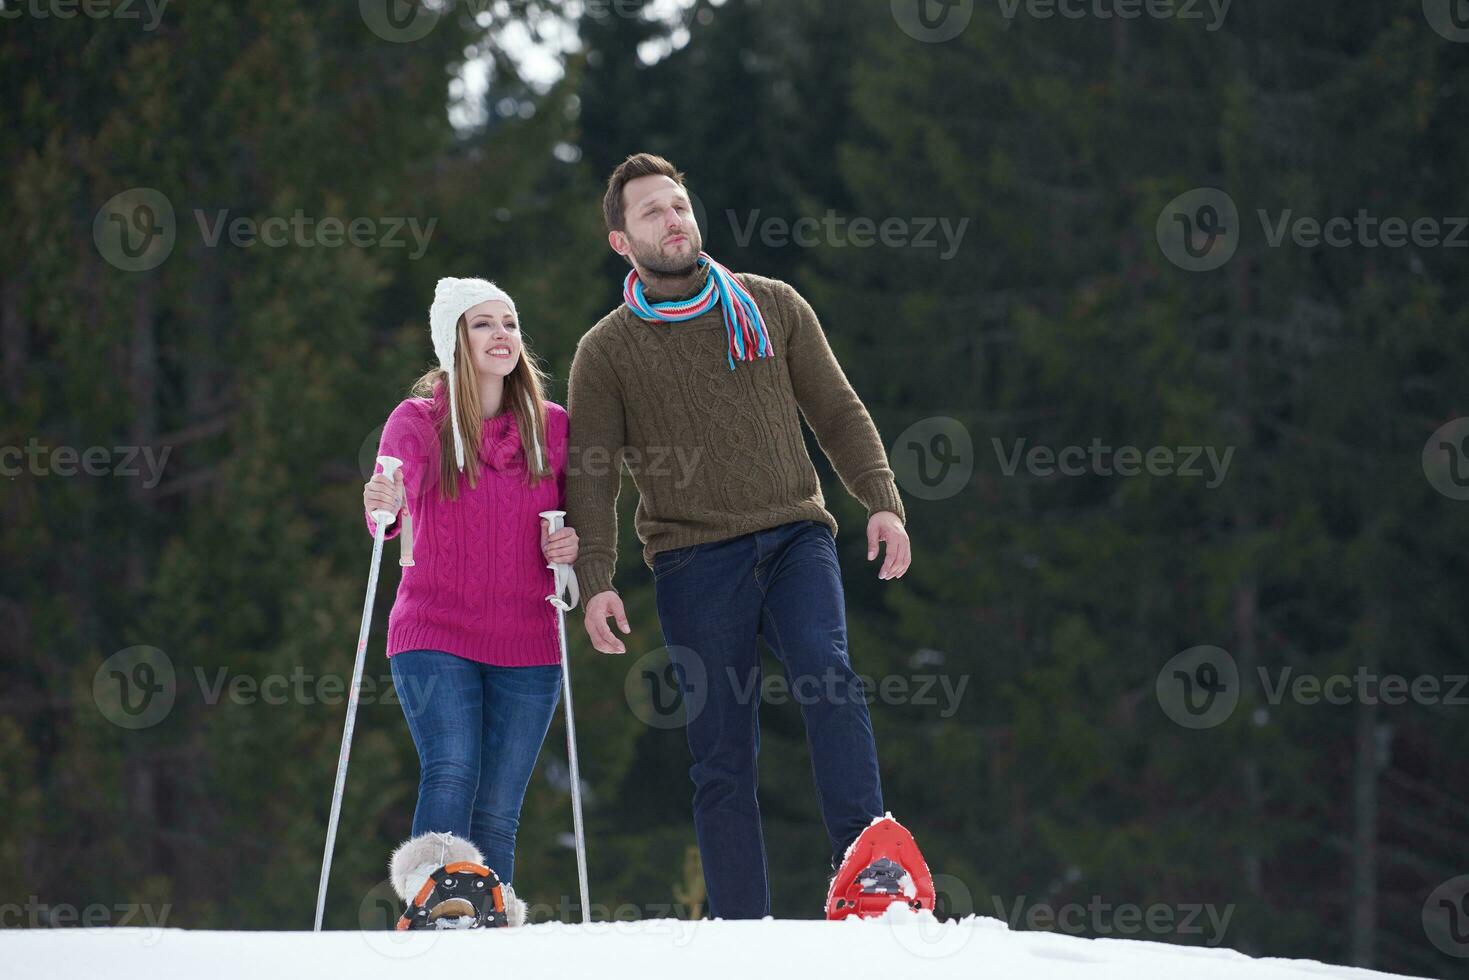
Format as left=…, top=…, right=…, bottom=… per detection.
left=854, top=857, right=908, bottom=895
left=394, top=861, right=509, bottom=930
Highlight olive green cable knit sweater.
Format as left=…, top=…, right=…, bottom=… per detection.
left=565, top=263, right=906, bottom=599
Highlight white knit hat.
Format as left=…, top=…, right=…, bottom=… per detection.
left=429, top=276, right=537, bottom=472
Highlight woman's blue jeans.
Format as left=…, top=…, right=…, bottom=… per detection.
left=389, top=650, right=561, bottom=886
left=652, top=519, right=885, bottom=919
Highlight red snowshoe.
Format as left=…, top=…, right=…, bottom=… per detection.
left=825, top=814, right=935, bottom=920
left=394, top=861, right=509, bottom=930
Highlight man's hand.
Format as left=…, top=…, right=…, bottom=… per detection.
left=583, top=590, right=631, bottom=654
left=867, top=511, right=911, bottom=580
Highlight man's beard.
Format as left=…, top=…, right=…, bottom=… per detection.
left=628, top=230, right=702, bottom=277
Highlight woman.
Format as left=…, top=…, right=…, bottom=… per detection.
left=362, top=277, right=578, bottom=928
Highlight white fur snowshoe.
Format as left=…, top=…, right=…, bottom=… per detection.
left=389, top=832, right=527, bottom=929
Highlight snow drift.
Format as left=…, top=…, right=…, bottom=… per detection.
left=3, top=911, right=1423, bottom=980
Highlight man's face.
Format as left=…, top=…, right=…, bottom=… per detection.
left=610, top=174, right=703, bottom=275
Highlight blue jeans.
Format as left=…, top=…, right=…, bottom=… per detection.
left=652, top=519, right=885, bottom=919
left=390, top=650, right=561, bottom=885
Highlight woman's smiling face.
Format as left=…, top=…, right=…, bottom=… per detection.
left=462, top=299, right=520, bottom=377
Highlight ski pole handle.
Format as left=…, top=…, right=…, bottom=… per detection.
left=540, top=509, right=579, bottom=610
left=372, top=456, right=403, bottom=526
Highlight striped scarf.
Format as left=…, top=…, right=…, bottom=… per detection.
left=623, top=252, right=773, bottom=371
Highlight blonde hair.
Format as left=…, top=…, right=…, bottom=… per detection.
left=411, top=313, right=553, bottom=500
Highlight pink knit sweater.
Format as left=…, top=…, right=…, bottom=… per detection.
left=365, top=394, right=570, bottom=667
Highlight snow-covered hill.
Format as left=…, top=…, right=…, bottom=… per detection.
left=4, top=912, right=1427, bottom=980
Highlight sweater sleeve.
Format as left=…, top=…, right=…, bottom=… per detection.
left=365, top=399, right=435, bottom=540
left=777, top=281, right=906, bottom=525
left=565, top=338, right=627, bottom=598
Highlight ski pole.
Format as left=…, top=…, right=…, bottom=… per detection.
left=540, top=509, right=590, bottom=924
left=314, top=455, right=404, bottom=932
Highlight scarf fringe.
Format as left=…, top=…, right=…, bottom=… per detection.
left=623, top=253, right=773, bottom=371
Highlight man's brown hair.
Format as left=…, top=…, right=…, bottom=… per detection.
left=603, top=152, right=686, bottom=232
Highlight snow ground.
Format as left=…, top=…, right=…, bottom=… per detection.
left=4, top=912, right=1427, bottom=980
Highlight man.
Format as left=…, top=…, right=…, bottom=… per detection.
left=565, top=152, right=911, bottom=919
